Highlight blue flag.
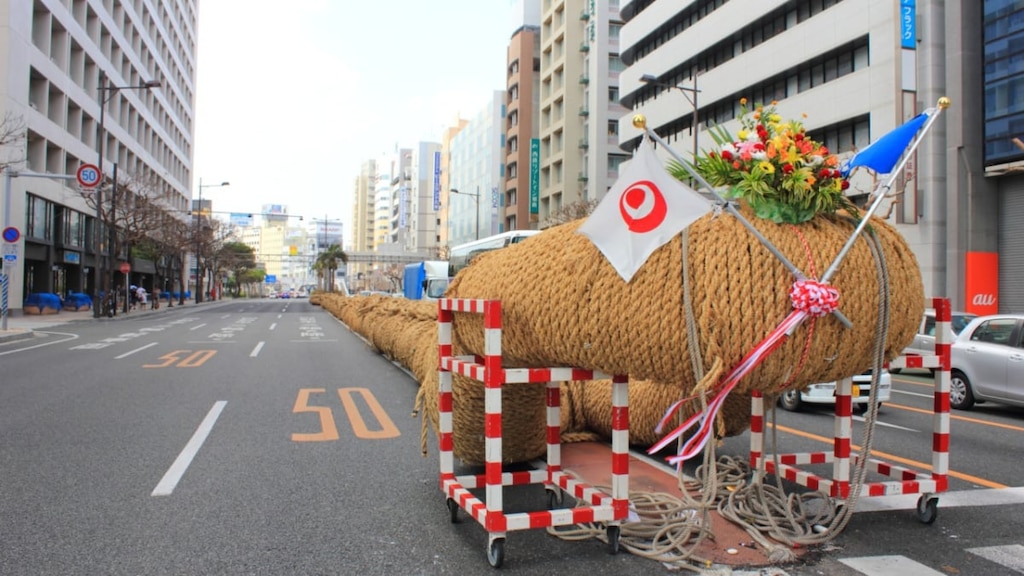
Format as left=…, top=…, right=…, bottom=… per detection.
left=841, top=110, right=932, bottom=177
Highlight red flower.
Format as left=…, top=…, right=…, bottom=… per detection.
left=782, top=163, right=794, bottom=174
left=721, top=150, right=733, bottom=161
left=841, top=180, right=850, bottom=190
left=733, top=161, right=742, bottom=170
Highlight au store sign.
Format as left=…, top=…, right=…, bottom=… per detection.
left=965, top=251, right=998, bottom=315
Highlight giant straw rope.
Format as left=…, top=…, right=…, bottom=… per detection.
left=445, top=204, right=923, bottom=400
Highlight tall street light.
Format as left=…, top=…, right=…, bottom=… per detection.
left=450, top=187, right=480, bottom=241
left=640, top=73, right=701, bottom=165
left=194, top=178, right=229, bottom=303
left=93, top=72, right=161, bottom=317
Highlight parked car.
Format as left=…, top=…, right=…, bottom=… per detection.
left=949, top=314, right=1024, bottom=410
left=891, top=308, right=977, bottom=374
left=778, top=369, right=892, bottom=413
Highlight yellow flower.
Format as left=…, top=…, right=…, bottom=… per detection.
left=758, top=161, right=775, bottom=174
left=737, top=129, right=749, bottom=141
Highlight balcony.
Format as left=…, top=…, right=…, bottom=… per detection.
left=578, top=106, right=589, bottom=117
left=580, top=42, right=590, bottom=52
left=579, top=73, right=589, bottom=85
left=580, top=10, right=590, bottom=20
left=578, top=138, right=589, bottom=149
left=578, top=172, right=589, bottom=182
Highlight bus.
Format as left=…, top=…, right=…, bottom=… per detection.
left=449, top=230, right=541, bottom=276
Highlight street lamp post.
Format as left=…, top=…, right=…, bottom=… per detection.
left=449, top=187, right=480, bottom=241
left=93, top=72, right=161, bottom=317
left=640, top=73, right=700, bottom=165
left=193, top=178, right=229, bottom=303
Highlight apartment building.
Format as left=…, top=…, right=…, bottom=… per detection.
left=3, top=0, right=196, bottom=312
left=617, top=0, right=1024, bottom=312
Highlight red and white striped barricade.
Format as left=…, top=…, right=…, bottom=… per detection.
left=749, top=297, right=951, bottom=524
left=437, top=298, right=630, bottom=567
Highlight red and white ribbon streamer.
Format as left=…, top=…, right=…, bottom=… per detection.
left=648, top=310, right=809, bottom=464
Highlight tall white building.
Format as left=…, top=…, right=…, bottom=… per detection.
left=2, top=0, right=196, bottom=312
left=448, top=91, right=506, bottom=246
left=617, top=0, right=1023, bottom=313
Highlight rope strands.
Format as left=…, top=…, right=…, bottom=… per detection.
left=445, top=204, right=923, bottom=402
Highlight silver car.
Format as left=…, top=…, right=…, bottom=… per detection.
left=891, top=308, right=977, bottom=374
left=949, top=314, right=1024, bottom=410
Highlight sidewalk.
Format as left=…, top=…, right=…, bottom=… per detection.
left=0, top=299, right=196, bottom=344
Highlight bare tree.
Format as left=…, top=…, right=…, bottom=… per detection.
left=0, top=112, right=27, bottom=172
left=544, top=198, right=599, bottom=227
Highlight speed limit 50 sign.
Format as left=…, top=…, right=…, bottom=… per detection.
left=77, top=164, right=100, bottom=188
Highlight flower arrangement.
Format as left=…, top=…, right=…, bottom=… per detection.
left=675, top=99, right=856, bottom=224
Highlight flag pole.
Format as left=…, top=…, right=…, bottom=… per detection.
left=819, top=97, right=950, bottom=284
left=635, top=115, right=854, bottom=329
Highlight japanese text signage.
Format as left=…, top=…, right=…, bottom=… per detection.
left=529, top=138, right=540, bottom=214
left=901, top=0, right=915, bottom=50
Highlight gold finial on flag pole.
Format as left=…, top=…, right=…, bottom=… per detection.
left=938, top=96, right=951, bottom=109
left=632, top=114, right=647, bottom=129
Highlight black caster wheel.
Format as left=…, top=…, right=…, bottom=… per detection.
left=916, top=495, right=938, bottom=524
left=607, top=525, right=621, bottom=554
left=487, top=537, right=505, bottom=568
left=446, top=498, right=458, bottom=523
left=546, top=488, right=563, bottom=510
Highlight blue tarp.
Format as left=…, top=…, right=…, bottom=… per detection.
left=64, top=292, right=92, bottom=310
left=24, top=293, right=62, bottom=313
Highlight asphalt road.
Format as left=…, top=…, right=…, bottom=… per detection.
left=1, top=300, right=1023, bottom=575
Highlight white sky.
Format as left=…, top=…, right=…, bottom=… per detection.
left=190, top=1, right=514, bottom=242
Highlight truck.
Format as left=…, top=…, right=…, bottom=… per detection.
left=403, top=260, right=450, bottom=301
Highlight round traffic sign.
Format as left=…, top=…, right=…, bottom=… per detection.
left=77, top=163, right=101, bottom=188
left=1, top=227, right=19, bottom=243
left=119, top=262, right=131, bottom=274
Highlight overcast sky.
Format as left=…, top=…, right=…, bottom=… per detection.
left=190, top=1, right=514, bottom=242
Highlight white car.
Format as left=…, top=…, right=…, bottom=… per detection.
left=778, top=369, right=892, bottom=413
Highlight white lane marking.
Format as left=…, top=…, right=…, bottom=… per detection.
left=855, top=486, right=1024, bottom=512
left=892, top=389, right=934, bottom=399
left=967, top=545, right=1024, bottom=571
left=115, top=342, right=158, bottom=359
left=189, top=323, right=207, bottom=331
left=277, top=314, right=283, bottom=319
left=220, top=314, right=231, bottom=319
left=0, top=331, right=78, bottom=356
left=250, top=341, right=265, bottom=357
left=269, top=323, right=277, bottom=331
left=839, top=555, right=945, bottom=575
left=152, top=401, right=227, bottom=496
left=851, top=415, right=919, bottom=432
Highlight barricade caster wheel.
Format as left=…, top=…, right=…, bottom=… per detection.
left=916, top=495, right=938, bottom=524
left=446, top=498, right=458, bottom=523
left=487, top=537, right=505, bottom=568
left=607, top=525, right=621, bottom=554
left=546, top=487, right=563, bottom=509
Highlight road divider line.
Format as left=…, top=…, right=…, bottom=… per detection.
left=152, top=401, right=226, bottom=496
left=269, top=323, right=277, bottom=331
left=189, top=323, right=207, bottom=331
left=116, top=342, right=158, bottom=359
left=250, top=341, right=265, bottom=357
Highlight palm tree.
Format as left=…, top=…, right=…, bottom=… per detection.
left=315, top=244, right=348, bottom=292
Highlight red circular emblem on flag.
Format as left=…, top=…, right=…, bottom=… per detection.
left=618, top=180, right=667, bottom=233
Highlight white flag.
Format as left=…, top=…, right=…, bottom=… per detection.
left=578, top=136, right=711, bottom=282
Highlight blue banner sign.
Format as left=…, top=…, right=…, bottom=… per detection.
left=530, top=138, right=540, bottom=214
left=901, top=0, right=915, bottom=50
left=432, top=151, right=441, bottom=211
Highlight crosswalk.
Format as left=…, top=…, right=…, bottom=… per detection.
left=730, top=544, right=1024, bottom=575
left=837, top=546, right=1024, bottom=575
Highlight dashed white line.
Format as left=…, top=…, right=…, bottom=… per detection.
left=189, top=323, right=207, bottom=331
left=151, top=401, right=226, bottom=496
left=250, top=341, right=265, bottom=357
left=115, top=342, right=158, bottom=359
left=269, top=323, right=277, bottom=331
